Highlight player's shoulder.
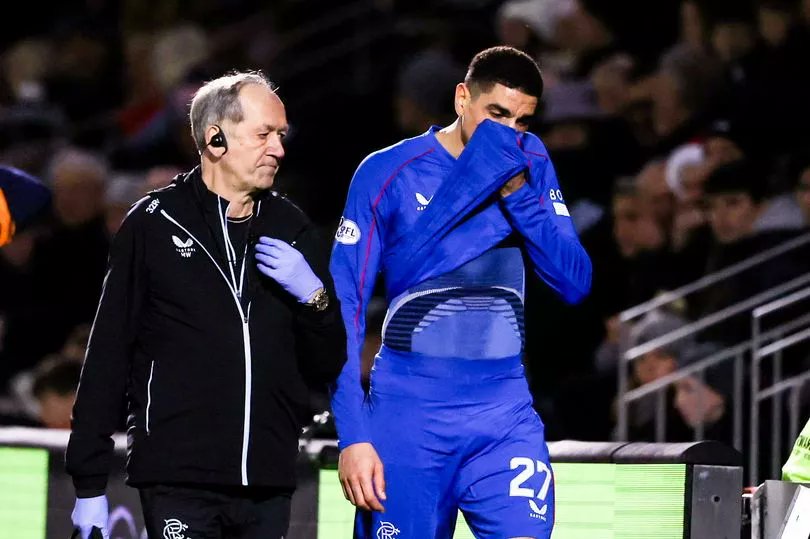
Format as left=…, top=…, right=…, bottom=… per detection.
left=521, top=131, right=550, bottom=158
left=352, top=130, right=437, bottom=185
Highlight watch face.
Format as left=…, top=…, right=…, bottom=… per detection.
left=317, top=292, right=329, bottom=311
left=311, top=290, right=329, bottom=311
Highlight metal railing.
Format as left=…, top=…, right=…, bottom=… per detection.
left=619, top=310, right=810, bottom=450
left=617, top=272, right=810, bottom=442
left=619, top=231, right=810, bottom=324
left=615, top=231, right=810, bottom=487
left=749, top=286, right=810, bottom=485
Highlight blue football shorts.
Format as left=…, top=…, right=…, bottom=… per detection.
left=353, top=347, right=555, bottom=539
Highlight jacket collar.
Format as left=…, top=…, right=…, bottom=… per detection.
left=180, top=165, right=270, bottom=216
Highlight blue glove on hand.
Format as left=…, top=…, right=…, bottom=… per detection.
left=71, top=495, right=109, bottom=539
left=255, top=236, right=323, bottom=303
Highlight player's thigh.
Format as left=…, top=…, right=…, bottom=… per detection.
left=350, top=450, right=459, bottom=539
left=360, top=392, right=460, bottom=539
left=457, top=409, right=555, bottom=539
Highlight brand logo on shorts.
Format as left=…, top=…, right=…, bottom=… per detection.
left=335, top=217, right=361, bottom=245
left=376, top=520, right=400, bottom=539
left=172, top=235, right=196, bottom=258
left=529, top=499, right=548, bottom=521
left=163, top=518, right=190, bottom=539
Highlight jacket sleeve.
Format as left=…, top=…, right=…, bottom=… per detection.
left=499, top=155, right=592, bottom=304
left=65, top=200, right=148, bottom=497
left=292, top=222, right=348, bottom=386
left=329, top=156, right=386, bottom=450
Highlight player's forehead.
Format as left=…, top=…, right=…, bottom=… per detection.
left=473, top=83, right=537, bottom=113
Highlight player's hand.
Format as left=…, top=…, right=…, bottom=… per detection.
left=499, top=171, right=527, bottom=198
left=338, top=442, right=386, bottom=512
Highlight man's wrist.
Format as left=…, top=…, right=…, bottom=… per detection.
left=305, top=287, right=329, bottom=311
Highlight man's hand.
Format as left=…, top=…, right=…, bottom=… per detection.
left=499, top=171, right=527, bottom=198
left=71, top=495, right=109, bottom=539
left=338, top=442, right=386, bottom=512
left=255, top=236, right=324, bottom=303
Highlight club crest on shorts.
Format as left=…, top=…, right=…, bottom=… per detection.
left=163, top=518, right=190, bottom=539
left=376, top=520, right=400, bottom=539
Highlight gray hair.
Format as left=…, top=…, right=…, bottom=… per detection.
left=189, top=71, right=277, bottom=151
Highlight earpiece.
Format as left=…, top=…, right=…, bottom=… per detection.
left=207, top=125, right=228, bottom=152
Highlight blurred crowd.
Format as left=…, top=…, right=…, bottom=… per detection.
left=0, top=0, right=809, bottom=461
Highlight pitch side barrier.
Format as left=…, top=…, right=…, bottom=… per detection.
left=0, top=429, right=743, bottom=538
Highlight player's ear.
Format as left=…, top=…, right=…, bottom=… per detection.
left=454, top=83, right=470, bottom=117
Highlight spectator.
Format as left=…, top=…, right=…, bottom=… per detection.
left=589, top=52, right=636, bottom=116
left=680, top=0, right=711, bottom=53
left=103, top=172, right=145, bottom=238
left=592, top=176, right=677, bottom=374
left=60, top=323, right=91, bottom=363
left=702, top=116, right=754, bottom=169
left=25, top=148, right=110, bottom=369
left=636, top=158, right=674, bottom=231
left=704, top=158, right=803, bottom=242
left=665, top=143, right=711, bottom=257
left=608, top=176, right=673, bottom=303
left=31, top=354, right=81, bottom=429
left=0, top=165, right=51, bottom=246
left=144, top=165, right=182, bottom=193
left=650, top=44, right=724, bottom=152
left=620, top=309, right=729, bottom=442
left=539, top=79, right=640, bottom=216
left=692, top=159, right=809, bottom=342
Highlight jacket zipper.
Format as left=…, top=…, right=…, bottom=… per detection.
left=146, top=360, right=155, bottom=435
left=160, top=209, right=253, bottom=486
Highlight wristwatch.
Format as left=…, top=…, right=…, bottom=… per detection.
left=306, top=288, right=329, bottom=312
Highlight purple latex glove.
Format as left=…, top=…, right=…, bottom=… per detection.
left=71, top=495, right=109, bottom=539
left=255, top=236, right=323, bottom=302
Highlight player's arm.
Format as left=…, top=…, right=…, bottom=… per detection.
left=329, top=156, right=388, bottom=511
left=66, top=200, right=148, bottom=497
left=499, top=156, right=592, bottom=304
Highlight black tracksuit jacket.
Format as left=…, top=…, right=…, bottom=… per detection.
left=66, top=167, right=347, bottom=497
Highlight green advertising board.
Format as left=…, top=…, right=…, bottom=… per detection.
left=318, top=463, right=686, bottom=538
left=0, top=447, right=49, bottom=539
left=0, top=444, right=691, bottom=538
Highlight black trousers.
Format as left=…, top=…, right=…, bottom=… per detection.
left=139, top=484, right=292, bottom=539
